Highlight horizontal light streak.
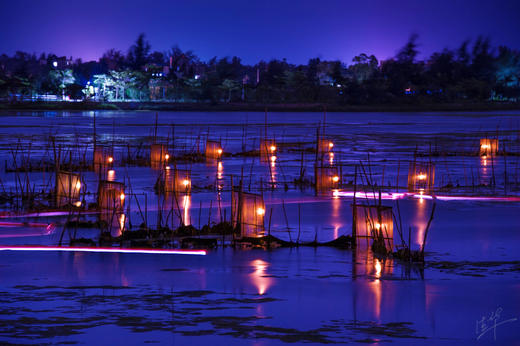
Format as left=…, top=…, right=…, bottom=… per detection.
left=335, top=191, right=520, bottom=202
left=0, top=222, right=51, bottom=228
left=0, top=246, right=206, bottom=256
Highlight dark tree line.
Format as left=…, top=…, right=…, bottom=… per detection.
left=0, top=33, right=519, bottom=104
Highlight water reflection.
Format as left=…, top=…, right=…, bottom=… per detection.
left=107, top=169, right=116, bottom=182
left=99, top=211, right=126, bottom=237
left=160, top=193, right=192, bottom=226
left=414, top=198, right=427, bottom=246
left=250, top=259, right=272, bottom=295
left=269, top=155, right=277, bottom=187
left=480, top=156, right=490, bottom=185
left=217, top=161, right=223, bottom=181
left=182, top=195, right=191, bottom=225
left=217, top=161, right=224, bottom=191
left=331, top=193, right=343, bottom=239
left=70, top=251, right=130, bottom=287
left=353, top=246, right=395, bottom=322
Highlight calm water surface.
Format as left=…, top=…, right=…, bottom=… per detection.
left=0, top=110, right=519, bottom=345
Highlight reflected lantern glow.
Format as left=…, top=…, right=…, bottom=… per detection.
left=374, top=258, right=382, bottom=278
left=250, top=259, right=272, bottom=295
left=182, top=195, right=191, bottom=225
left=107, top=169, right=116, bottom=181
left=217, top=161, right=223, bottom=180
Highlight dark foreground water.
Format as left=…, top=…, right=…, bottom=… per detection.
left=0, top=110, right=519, bottom=345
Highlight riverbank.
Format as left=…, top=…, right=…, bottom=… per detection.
left=1, top=100, right=520, bottom=113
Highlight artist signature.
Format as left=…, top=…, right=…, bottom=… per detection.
left=476, top=307, right=517, bottom=341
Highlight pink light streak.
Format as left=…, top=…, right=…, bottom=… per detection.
left=335, top=191, right=520, bottom=202
left=0, top=222, right=50, bottom=228
left=0, top=211, right=99, bottom=218
left=0, top=246, right=207, bottom=256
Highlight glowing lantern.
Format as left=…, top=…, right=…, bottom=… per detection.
left=315, top=166, right=340, bottom=193
left=93, top=146, right=113, bottom=174
left=98, top=180, right=125, bottom=212
left=150, top=144, right=169, bottom=168
left=162, top=168, right=191, bottom=195
left=353, top=204, right=394, bottom=252
left=408, top=162, right=435, bottom=193
left=55, top=171, right=82, bottom=208
left=260, top=139, right=277, bottom=162
left=479, top=138, right=498, bottom=156
left=318, top=138, right=334, bottom=156
left=206, top=140, right=223, bottom=160
left=96, top=180, right=126, bottom=236
left=231, top=189, right=265, bottom=238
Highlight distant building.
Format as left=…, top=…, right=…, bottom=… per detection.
left=48, top=56, right=73, bottom=69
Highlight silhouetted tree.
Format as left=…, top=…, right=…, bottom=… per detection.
left=127, top=33, right=151, bottom=70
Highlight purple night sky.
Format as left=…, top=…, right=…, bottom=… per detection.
left=1, top=0, right=519, bottom=64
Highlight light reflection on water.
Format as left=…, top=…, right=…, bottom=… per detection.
left=107, top=169, right=116, bottom=181
left=250, top=259, right=272, bottom=296
left=269, top=155, right=277, bottom=187
left=0, top=111, right=519, bottom=343
left=182, top=195, right=191, bottom=225
left=414, top=198, right=427, bottom=247
left=0, top=246, right=518, bottom=343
